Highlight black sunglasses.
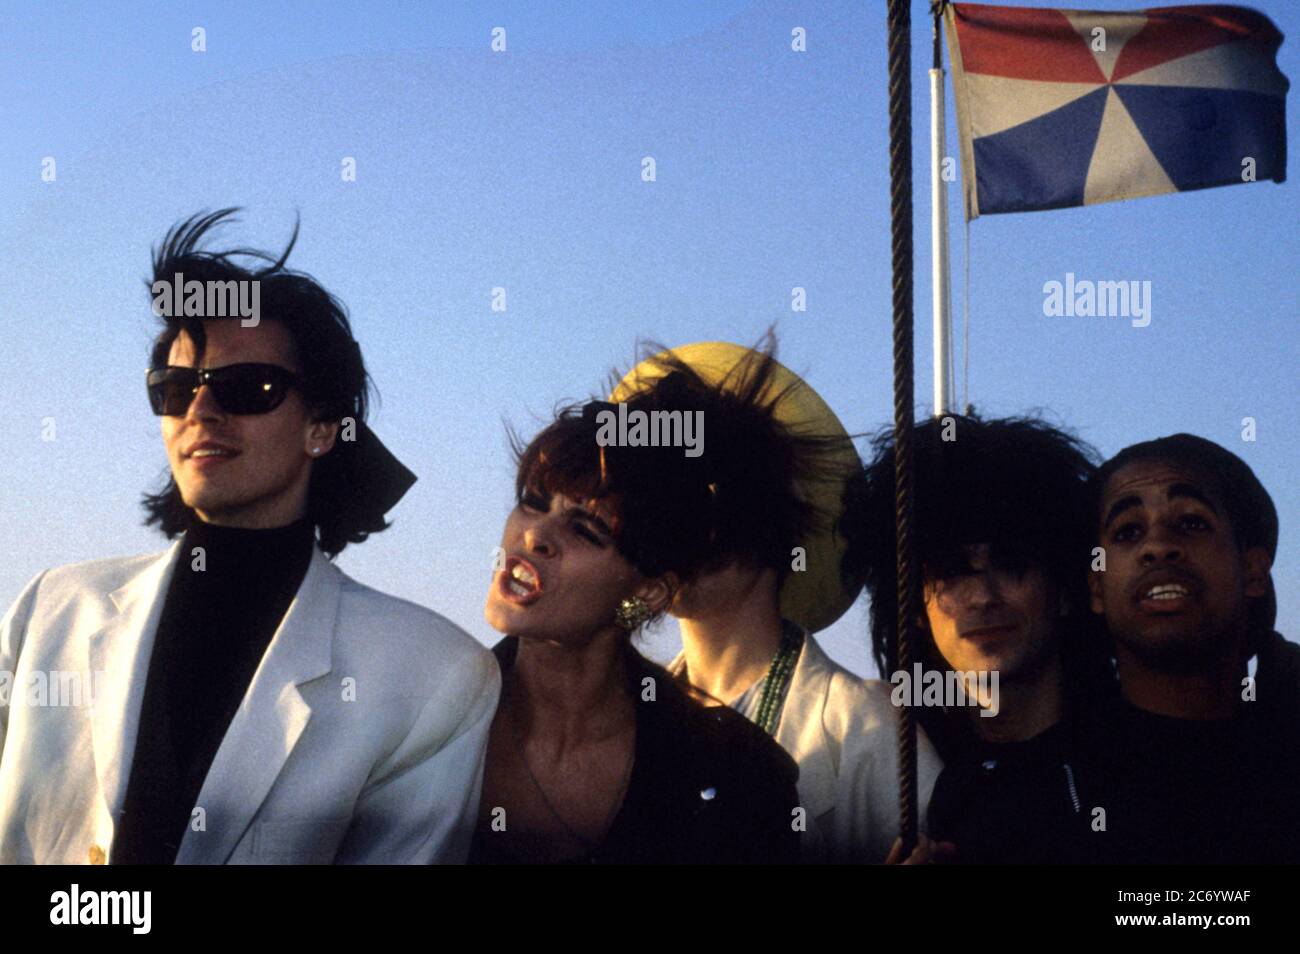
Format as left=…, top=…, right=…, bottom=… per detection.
left=147, top=363, right=302, bottom=416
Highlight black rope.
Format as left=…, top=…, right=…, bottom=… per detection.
left=887, top=0, right=919, bottom=856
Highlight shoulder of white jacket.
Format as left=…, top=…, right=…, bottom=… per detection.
left=827, top=671, right=900, bottom=724
left=332, top=571, right=492, bottom=668
left=798, top=639, right=945, bottom=781
left=798, top=636, right=900, bottom=733
left=26, top=547, right=176, bottom=603
left=824, top=667, right=944, bottom=777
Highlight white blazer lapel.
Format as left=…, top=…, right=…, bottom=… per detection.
left=668, top=634, right=841, bottom=819
left=175, top=546, right=338, bottom=864
left=776, top=633, right=839, bottom=820
left=88, top=541, right=184, bottom=833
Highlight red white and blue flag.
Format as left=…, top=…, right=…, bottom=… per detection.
left=943, top=3, right=1289, bottom=217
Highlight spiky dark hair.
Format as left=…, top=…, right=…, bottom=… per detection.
left=511, top=332, right=856, bottom=594
left=141, top=208, right=386, bottom=556
left=844, top=413, right=1115, bottom=758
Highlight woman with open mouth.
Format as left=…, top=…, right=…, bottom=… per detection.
left=468, top=366, right=802, bottom=865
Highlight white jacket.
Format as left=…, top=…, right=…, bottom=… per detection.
left=0, top=541, right=500, bottom=864
left=672, top=632, right=942, bottom=863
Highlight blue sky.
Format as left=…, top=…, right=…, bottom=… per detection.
left=1, top=0, right=1295, bottom=676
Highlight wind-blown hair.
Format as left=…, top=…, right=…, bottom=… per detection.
left=510, top=333, right=856, bottom=607
left=141, top=208, right=385, bottom=557
left=843, top=413, right=1115, bottom=758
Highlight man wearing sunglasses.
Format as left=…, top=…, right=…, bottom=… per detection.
left=0, top=209, right=499, bottom=864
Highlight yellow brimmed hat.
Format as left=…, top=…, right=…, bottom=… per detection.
left=612, top=341, right=862, bottom=633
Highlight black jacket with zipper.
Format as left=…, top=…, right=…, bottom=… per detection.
left=927, top=716, right=1107, bottom=864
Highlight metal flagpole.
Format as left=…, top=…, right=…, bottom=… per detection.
left=930, top=1, right=954, bottom=417
left=886, top=0, right=919, bottom=856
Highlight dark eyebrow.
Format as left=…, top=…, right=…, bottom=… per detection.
left=1103, top=494, right=1143, bottom=530
left=1167, top=482, right=1219, bottom=514
left=569, top=505, right=614, bottom=538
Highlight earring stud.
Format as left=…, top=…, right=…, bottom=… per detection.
left=614, top=596, right=652, bottom=630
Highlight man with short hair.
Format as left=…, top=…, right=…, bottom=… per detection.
left=1086, top=433, right=1299, bottom=864
left=0, top=209, right=499, bottom=864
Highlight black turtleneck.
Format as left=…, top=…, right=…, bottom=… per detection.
left=111, top=517, right=315, bottom=865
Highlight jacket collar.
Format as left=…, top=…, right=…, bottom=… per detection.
left=90, top=540, right=340, bottom=864
left=773, top=632, right=839, bottom=819
left=177, top=544, right=338, bottom=862
left=88, top=541, right=184, bottom=836
left=490, top=634, right=699, bottom=772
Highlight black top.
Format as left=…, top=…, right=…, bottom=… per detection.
left=929, top=692, right=1300, bottom=865
left=468, top=637, right=801, bottom=865
left=111, top=517, right=316, bottom=865
left=1255, top=629, right=1300, bottom=733
left=1080, top=694, right=1300, bottom=865
left=928, top=718, right=1107, bottom=865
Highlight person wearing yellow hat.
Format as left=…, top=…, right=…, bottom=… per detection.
left=612, top=335, right=943, bottom=863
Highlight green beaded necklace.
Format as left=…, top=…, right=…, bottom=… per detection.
left=753, top=623, right=805, bottom=736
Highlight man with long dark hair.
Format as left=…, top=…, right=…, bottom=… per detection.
left=848, top=414, right=1116, bottom=863
left=0, top=210, right=499, bottom=864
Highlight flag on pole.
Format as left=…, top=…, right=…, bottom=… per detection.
left=943, top=3, right=1289, bottom=218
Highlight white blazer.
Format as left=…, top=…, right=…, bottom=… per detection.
left=672, top=632, right=942, bottom=863
left=0, top=540, right=500, bottom=865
